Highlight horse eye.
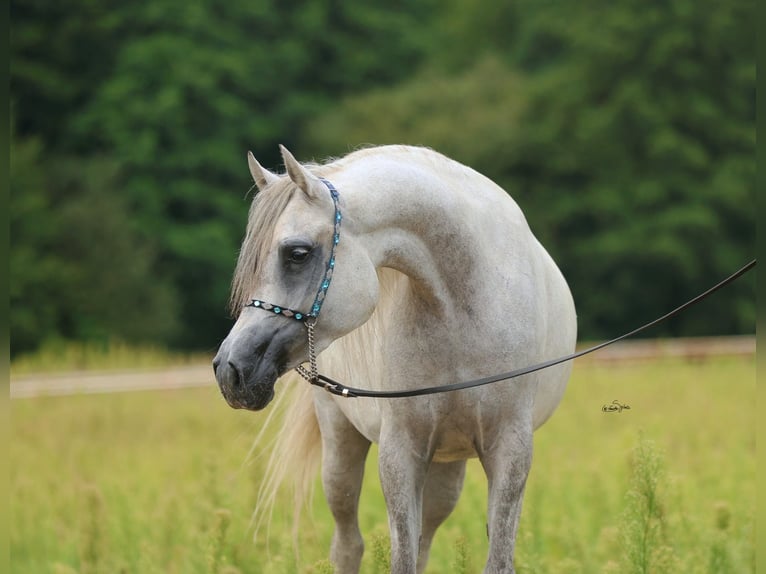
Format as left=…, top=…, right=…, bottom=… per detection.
left=287, top=246, right=312, bottom=264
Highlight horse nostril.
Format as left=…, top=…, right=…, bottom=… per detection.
left=214, top=357, right=243, bottom=390
left=228, top=361, right=243, bottom=387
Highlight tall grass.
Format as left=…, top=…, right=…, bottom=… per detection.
left=10, top=339, right=209, bottom=375
left=9, top=356, right=754, bottom=573
left=620, top=434, right=673, bottom=573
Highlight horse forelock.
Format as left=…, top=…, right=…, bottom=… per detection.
left=229, top=178, right=300, bottom=315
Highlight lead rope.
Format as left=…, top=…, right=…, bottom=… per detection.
left=301, top=258, right=756, bottom=399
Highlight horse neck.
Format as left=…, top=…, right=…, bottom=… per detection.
left=337, top=155, right=487, bottom=316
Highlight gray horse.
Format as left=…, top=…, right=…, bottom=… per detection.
left=214, top=145, right=577, bottom=573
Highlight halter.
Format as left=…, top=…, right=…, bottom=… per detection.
left=243, top=177, right=342, bottom=390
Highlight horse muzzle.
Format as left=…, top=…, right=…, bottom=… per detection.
left=214, top=358, right=278, bottom=410
left=213, top=321, right=302, bottom=411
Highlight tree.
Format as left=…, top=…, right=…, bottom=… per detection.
left=302, top=0, right=755, bottom=339
left=502, top=0, right=755, bottom=337
left=11, top=0, right=438, bottom=351
left=10, top=126, right=179, bottom=355
left=10, top=0, right=754, bottom=353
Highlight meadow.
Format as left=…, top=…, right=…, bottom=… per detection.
left=10, top=355, right=754, bottom=573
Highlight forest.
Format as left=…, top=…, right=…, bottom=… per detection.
left=10, top=0, right=755, bottom=356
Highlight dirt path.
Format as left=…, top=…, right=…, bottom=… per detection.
left=10, top=336, right=754, bottom=399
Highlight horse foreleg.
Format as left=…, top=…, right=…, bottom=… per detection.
left=480, top=424, right=533, bottom=574
left=378, top=430, right=430, bottom=574
left=417, top=460, right=466, bottom=573
left=315, top=398, right=371, bottom=574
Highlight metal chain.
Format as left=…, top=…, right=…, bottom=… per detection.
left=295, top=318, right=345, bottom=394
left=295, top=318, right=319, bottom=385
left=306, top=318, right=318, bottom=382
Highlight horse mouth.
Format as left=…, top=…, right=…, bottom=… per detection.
left=223, top=385, right=275, bottom=411
left=216, top=362, right=285, bottom=411
left=219, top=375, right=277, bottom=411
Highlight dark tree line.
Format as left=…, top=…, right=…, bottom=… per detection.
left=10, top=0, right=755, bottom=357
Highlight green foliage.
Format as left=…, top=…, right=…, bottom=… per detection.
left=504, top=0, right=756, bottom=339
left=10, top=128, right=179, bottom=353
left=305, top=0, right=755, bottom=340
left=452, top=535, right=471, bottom=574
left=79, top=484, right=107, bottom=574
left=10, top=0, right=438, bottom=353
left=207, top=509, right=233, bottom=574
left=304, top=56, right=527, bottom=177
left=620, top=435, right=675, bottom=573
left=369, top=529, right=391, bottom=574
left=10, top=0, right=755, bottom=353
left=306, top=559, right=335, bottom=574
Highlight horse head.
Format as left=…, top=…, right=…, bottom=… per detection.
left=213, top=146, right=379, bottom=410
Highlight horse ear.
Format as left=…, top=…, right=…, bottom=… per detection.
left=280, top=144, right=319, bottom=199
left=247, top=151, right=279, bottom=192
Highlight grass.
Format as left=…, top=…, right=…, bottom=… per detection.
left=10, top=339, right=209, bottom=376
left=9, top=355, right=755, bottom=573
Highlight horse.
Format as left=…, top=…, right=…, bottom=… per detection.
left=213, top=144, right=577, bottom=573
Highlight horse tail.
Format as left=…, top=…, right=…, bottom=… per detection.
left=249, top=372, right=321, bottom=547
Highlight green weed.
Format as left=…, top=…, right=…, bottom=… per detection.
left=620, top=433, right=672, bottom=573
left=305, top=559, right=335, bottom=574
left=452, top=535, right=471, bottom=574
left=207, top=509, right=232, bottom=574
left=79, top=484, right=106, bottom=574
left=370, top=529, right=391, bottom=574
